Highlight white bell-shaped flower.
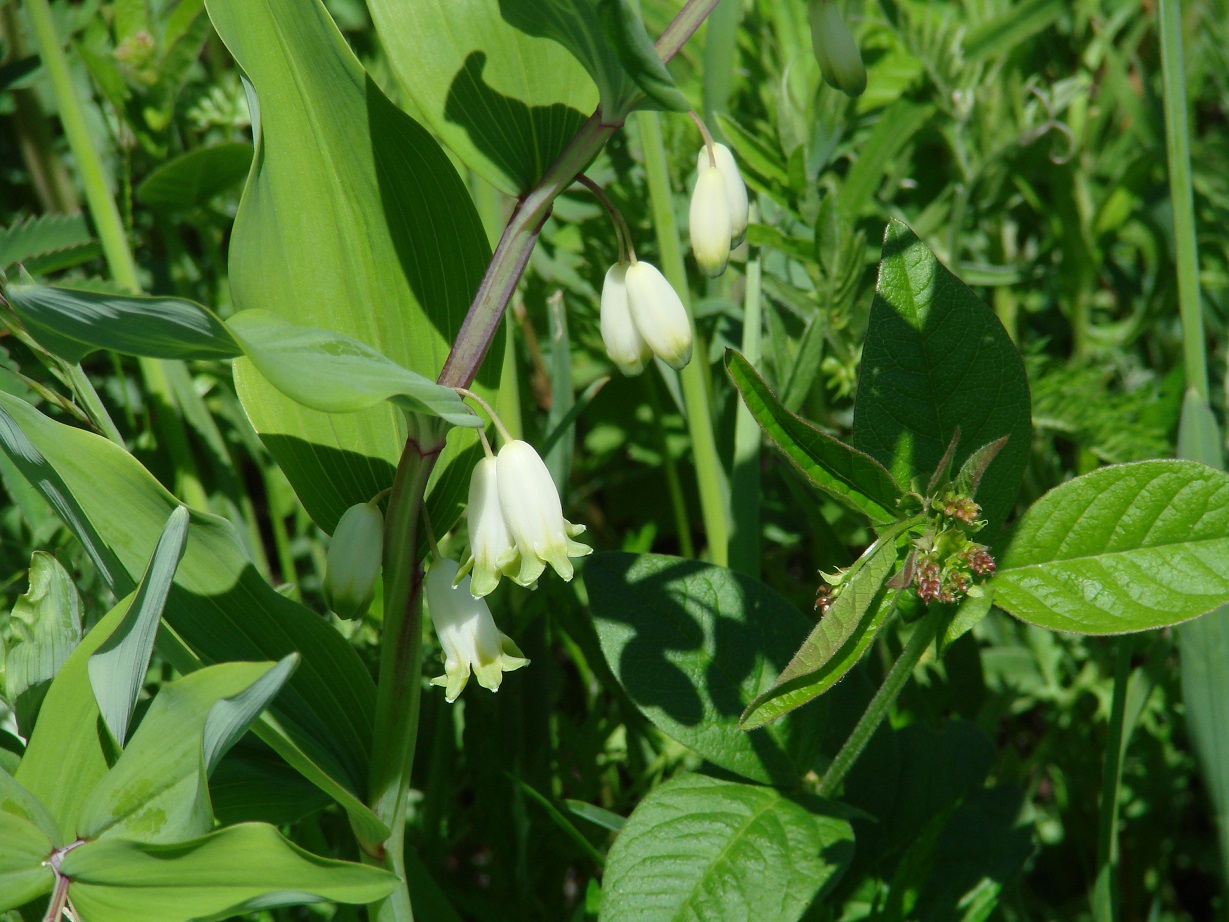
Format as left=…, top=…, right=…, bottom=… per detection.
left=322, top=502, right=383, bottom=621
left=624, top=261, right=693, bottom=370
left=496, top=439, right=591, bottom=588
left=695, top=143, right=749, bottom=246
left=427, top=559, right=528, bottom=702
left=458, top=456, right=519, bottom=598
left=600, top=262, right=652, bottom=376
left=689, top=166, right=732, bottom=278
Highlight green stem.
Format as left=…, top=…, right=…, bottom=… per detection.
left=729, top=226, right=762, bottom=576
left=637, top=109, right=730, bottom=566
left=645, top=374, right=695, bottom=559
left=1159, top=0, right=1208, bottom=403
left=1092, top=635, right=1133, bottom=922
left=817, top=608, right=942, bottom=798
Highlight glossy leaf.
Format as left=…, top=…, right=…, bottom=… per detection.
left=851, top=220, right=1030, bottom=535
left=206, top=0, right=497, bottom=531
left=601, top=772, right=853, bottom=922
left=77, top=658, right=295, bottom=844
left=740, top=523, right=907, bottom=730
left=992, top=461, right=1229, bottom=633
left=0, top=812, right=54, bottom=912
left=727, top=349, right=903, bottom=525
left=0, top=393, right=386, bottom=844
left=368, top=0, right=596, bottom=194
left=61, top=822, right=398, bottom=922
left=227, top=311, right=479, bottom=427
left=4, top=551, right=82, bottom=736
left=4, top=283, right=241, bottom=363
left=89, top=506, right=189, bottom=746
left=136, top=141, right=254, bottom=209
left=586, top=552, right=820, bottom=785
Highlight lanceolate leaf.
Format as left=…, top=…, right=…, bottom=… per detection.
left=0, top=812, right=54, bottom=913
left=136, top=141, right=254, bottom=209
left=0, top=765, right=62, bottom=845
left=60, top=822, right=398, bottom=922
left=205, top=0, right=498, bottom=532
left=600, top=0, right=689, bottom=112
left=852, top=221, right=1030, bottom=536
left=601, top=772, right=853, bottom=922
left=991, top=460, right=1229, bottom=634
left=727, top=349, right=903, bottom=524
left=367, top=0, right=596, bottom=194
left=0, top=393, right=385, bottom=843
left=586, top=553, right=821, bottom=785
left=740, top=521, right=909, bottom=730
left=3, top=283, right=241, bottom=363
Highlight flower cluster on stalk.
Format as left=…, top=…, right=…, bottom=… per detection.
left=910, top=495, right=995, bottom=606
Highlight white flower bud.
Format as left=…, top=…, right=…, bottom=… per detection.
left=696, top=143, right=749, bottom=247
left=459, top=456, right=519, bottom=598
left=689, top=166, right=732, bottom=278
left=624, top=261, right=693, bottom=370
left=809, top=0, right=867, bottom=97
left=600, top=262, right=652, bottom=376
left=322, top=502, right=383, bottom=620
left=495, top=439, right=591, bottom=588
left=426, top=558, right=528, bottom=702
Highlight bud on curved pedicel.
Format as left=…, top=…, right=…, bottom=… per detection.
left=496, top=439, right=591, bottom=588
left=809, top=0, right=867, bottom=97
left=689, top=165, right=732, bottom=278
left=459, top=456, right=519, bottom=598
left=323, top=501, right=383, bottom=620
left=624, top=261, right=693, bottom=370
left=426, top=558, right=528, bottom=702
left=600, top=262, right=652, bottom=375
left=695, top=143, right=749, bottom=246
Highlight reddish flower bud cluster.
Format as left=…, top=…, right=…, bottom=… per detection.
left=938, top=492, right=982, bottom=525
left=912, top=540, right=996, bottom=606
left=814, top=584, right=833, bottom=613
left=968, top=547, right=996, bottom=575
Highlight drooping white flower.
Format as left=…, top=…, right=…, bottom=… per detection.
left=600, top=262, right=652, bottom=376
left=459, top=456, right=519, bottom=598
left=695, top=143, right=749, bottom=246
left=495, top=439, right=591, bottom=588
left=689, top=165, right=732, bottom=278
left=624, top=261, right=693, bottom=370
left=322, top=502, right=383, bottom=621
left=809, top=0, right=866, bottom=97
left=426, top=559, right=528, bottom=702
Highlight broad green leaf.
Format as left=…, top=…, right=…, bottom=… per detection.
left=851, top=221, right=1031, bottom=535
left=206, top=0, right=498, bottom=532
left=727, top=349, right=903, bottom=525
left=136, top=141, right=254, bottom=209
left=77, top=658, right=295, bottom=844
left=0, top=766, right=62, bottom=846
left=586, top=552, right=821, bottom=785
left=992, top=461, right=1229, bottom=634
left=0, top=393, right=385, bottom=843
left=0, top=812, right=54, bottom=912
left=89, top=506, right=189, bottom=746
left=941, top=589, right=995, bottom=652
left=368, top=0, right=596, bottom=194
left=16, top=601, right=125, bottom=842
left=4, top=551, right=82, bottom=736
left=3, top=283, right=241, bottom=363
left=601, top=772, right=853, bottom=922
left=740, top=522, right=908, bottom=730
left=227, top=311, right=479, bottom=427
left=209, top=738, right=332, bottom=827
left=61, top=822, right=398, bottom=922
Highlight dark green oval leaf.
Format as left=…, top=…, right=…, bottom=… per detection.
left=136, top=141, right=254, bottom=209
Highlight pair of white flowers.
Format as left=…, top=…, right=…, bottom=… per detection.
left=428, top=438, right=591, bottom=701
left=689, top=142, right=750, bottom=279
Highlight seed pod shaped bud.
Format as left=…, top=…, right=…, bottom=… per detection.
left=496, top=439, right=591, bottom=588
left=624, top=261, right=693, bottom=370
left=323, top=502, right=383, bottom=620
left=600, top=262, right=652, bottom=376
left=809, top=0, right=867, bottom=97
left=689, top=165, right=732, bottom=278
left=459, top=456, right=519, bottom=598
left=695, top=143, right=749, bottom=246
left=426, top=558, right=528, bottom=702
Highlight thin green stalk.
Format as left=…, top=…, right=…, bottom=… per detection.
left=817, top=608, right=941, bottom=798
left=636, top=109, right=730, bottom=566
left=1159, top=0, right=1208, bottom=402
left=729, top=234, right=762, bottom=576
left=645, top=374, right=695, bottom=559
left=1092, top=635, right=1133, bottom=922
left=702, top=0, right=742, bottom=131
